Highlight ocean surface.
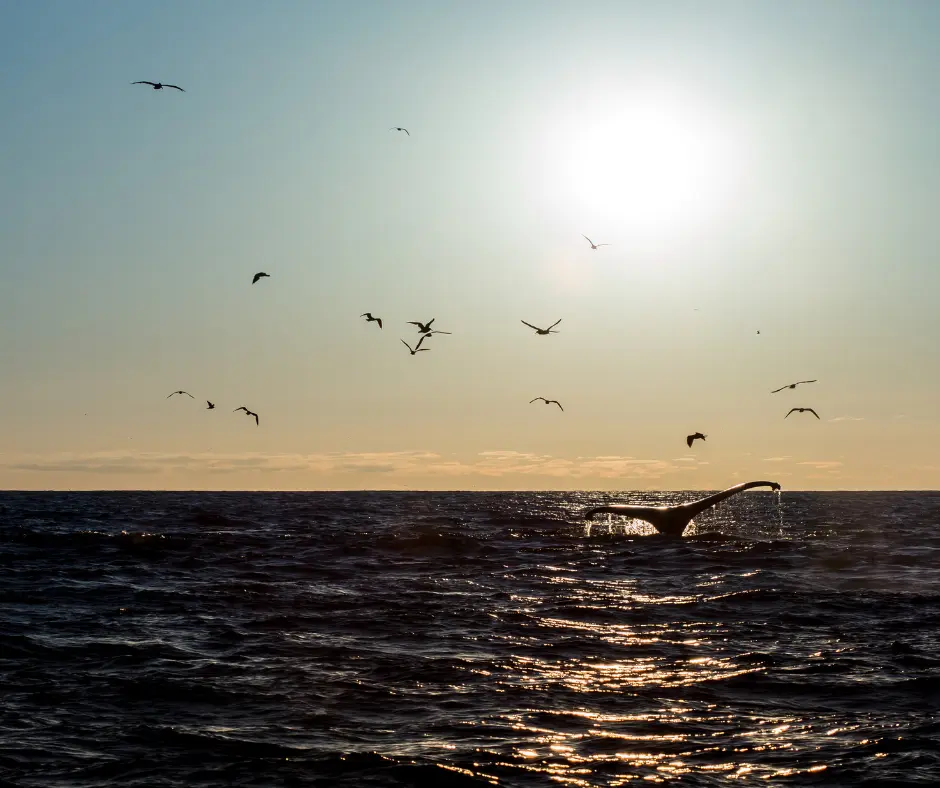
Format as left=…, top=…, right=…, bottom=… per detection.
left=1, top=490, right=939, bottom=787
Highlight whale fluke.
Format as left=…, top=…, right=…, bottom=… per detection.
left=584, top=481, right=781, bottom=537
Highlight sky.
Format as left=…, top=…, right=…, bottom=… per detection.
left=1, top=0, right=938, bottom=491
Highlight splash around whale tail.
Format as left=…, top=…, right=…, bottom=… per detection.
left=584, top=481, right=781, bottom=537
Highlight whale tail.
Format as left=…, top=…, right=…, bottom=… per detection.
left=584, top=481, right=781, bottom=537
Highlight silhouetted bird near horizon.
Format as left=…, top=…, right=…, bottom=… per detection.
left=400, top=336, right=430, bottom=355
left=687, top=432, right=707, bottom=448
left=521, top=319, right=561, bottom=335
left=530, top=397, right=564, bottom=411
left=582, top=235, right=609, bottom=250
left=361, top=313, right=383, bottom=329
left=786, top=408, right=820, bottom=419
left=252, top=272, right=269, bottom=284
left=390, top=127, right=410, bottom=135
left=167, top=391, right=194, bottom=399
left=206, top=401, right=215, bottom=410
left=234, top=406, right=259, bottom=425
left=132, top=81, right=184, bottom=91
left=771, top=380, right=817, bottom=393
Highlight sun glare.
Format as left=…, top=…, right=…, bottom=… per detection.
left=533, top=88, right=744, bottom=245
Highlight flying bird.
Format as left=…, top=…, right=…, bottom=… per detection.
left=234, top=406, right=259, bottom=425
left=390, top=127, right=410, bottom=135
left=686, top=432, right=707, bottom=448
left=407, top=318, right=450, bottom=335
left=400, top=336, right=430, bottom=355
left=252, top=272, right=269, bottom=284
left=582, top=235, right=609, bottom=250
left=206, top=401, right=215, bottom=410
left=530, top=397, right=563, bottom=411
left=521, top=319, right=561, bottom=335
left=132, top=81, right=185, bottom=92
left=167, top=391, right=194, bottom=399
left=361, top=312, right=383, bottom=329
left=786, top=408, right=820, bottom=419
left=771, top=380, right=817, bottom=393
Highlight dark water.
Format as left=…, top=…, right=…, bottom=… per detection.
left=2, top=491, right=939, bottom=787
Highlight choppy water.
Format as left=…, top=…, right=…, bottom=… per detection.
left=1, top=490, right=939, bottom=786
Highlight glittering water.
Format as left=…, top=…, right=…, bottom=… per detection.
left=1, top=491, right=939, bottom=786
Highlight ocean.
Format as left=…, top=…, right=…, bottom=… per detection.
left=1, top=490, right=938, bottom=786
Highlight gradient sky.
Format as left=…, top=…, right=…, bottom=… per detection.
left=2, top=0, right=938, bottom=490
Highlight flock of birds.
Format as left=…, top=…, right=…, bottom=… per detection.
left=141, top=79, right=825, bottom=449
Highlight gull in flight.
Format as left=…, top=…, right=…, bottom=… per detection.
left=582, top=235, right=609, bottom=250
left=252, top=272, right=270, bottom=284
left=167, top=391, right=194, bottom=399
left=408, top=318, right=450, bottom=335
left=132, top=81, right=185, bottom=92
left=390, top=127, right=410, bottom=136
left=530, top=397, right=563, bottom=411
left=786, top=408, right=820, bottom=420
left=771, top=380, right=817, bottom=393
left=521, top=319, right=561, bottom=335
left=206, top=401, right=215, bottom=410
left=400, top=336, right=430, bottom=355
left=361, top=313, right=383, bottom=329
left=234, top=406, right=259, bottom=425
left=686, top=432, right=707, bottom=448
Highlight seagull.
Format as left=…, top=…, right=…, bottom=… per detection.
left=400, top=336, right=430, bottom=355
left=530, top=397, right=563, bottom=411
left=521, top=319, right=561, bottom=335
left=252, top=272, right=269, bottom=284
left=786, top=408, right=820, bottom=420
left=407, top=318, right=450, bottom=335
left=361, top=313, right=383, bottom=329
left=167, top=391, right=194, bottom=399
left=234, top=406, right=259, bottom=425
left=132, top=81, right=185, bottom=92
left=686, top=432, right=707, bottom=448
left=206, top=401, right=215, bottom=410
left=390, top=127, right=410, bottom=135
left=771, top=380, right=817, bottom=393
left=582, top=235, right=609, bottom=250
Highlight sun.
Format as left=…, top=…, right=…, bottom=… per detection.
left=532, top=87, right=744, bottom=245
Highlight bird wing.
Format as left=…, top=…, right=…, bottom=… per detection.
left=808, top=408, right=820, bottom=419
left=406, top=321, right=422, bottom=327
left=550, top=401, right=563, bottom=411
left=184, top=392, right=194, bottom=397
left=430, top=330, right=452, bottom=335
left=361, top=313, right=370, bottom=318
left=686, top=435, right=694, bottom=447
left=415, top=335, right=430, bottom=350
left=403, top=128, right=410, bottom=135
left=798, top=380, right=818, bottom=385
left=206, top=401, right=212, bottom=406
left=400, top=339, right=413, bottom=352
left=582, top=235, right=593, bottom=245
left=521, top=320, right=541, bottom=331
left=234, top=406, right=248, bottom=412
left=547, top=319, right=562, bottom=330
left=785, top=409, right=797, bottom=418
left=770, top=385, right=787, bottom=393
left=252, top=412, right=259, bottom=425
left=596, top=243, right=610, bottom=247
left=133, top=81, right=157, bottom=86
left=529, top=397, right=544, bottom=404
left=165, top=84, right=185, bottom=91
left=376, top=318, right=382, bottom=329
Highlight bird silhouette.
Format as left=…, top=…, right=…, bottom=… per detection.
left=530, top=397, right=563, bottom=411
left=390, top=127, right=410, bottom=135
left=686, top=432, right=707, bottom=448
left=206, top=401, right=215, bottom=410
left=234, top=406, right=259, bottom=425
left=407, top=318, right=451, bottom=334
left=400, top=336, right=430, bottom=355
left=252, top=272, right=269, bottom=284
left=786, top=408, right=820, bottom=419
left=582, top=235, right=609, bottom=250
left=361, top=313, right=383, bottom=329
left=771, top=380, right=817, bottom=393
left=132, top=81, right=184, bottom=91
left=521, top=319, right=561, bottom=335
left=167, top=391, right=194, bottom=399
